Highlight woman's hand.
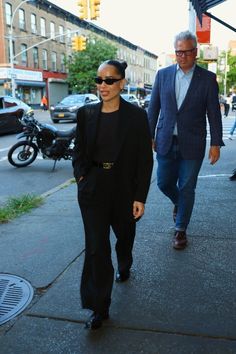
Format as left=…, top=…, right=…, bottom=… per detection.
left=133, top=201, right=145, bottom=219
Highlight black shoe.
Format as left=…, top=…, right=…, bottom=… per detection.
left=115, top=269, right=130, bottom=283
left=172, top=230, right=188, bottom=250
left=85, top=311, right=109, bottom=330
left=229, top=173, right=236, bottom=181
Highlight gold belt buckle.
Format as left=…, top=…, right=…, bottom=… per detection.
left=103, top=162, right=113, bottom=169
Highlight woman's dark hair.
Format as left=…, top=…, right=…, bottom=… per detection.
left=102, top=60, right=127, bottom=78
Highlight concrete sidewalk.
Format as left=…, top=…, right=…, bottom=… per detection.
left=0, top=149, right=236, bottom=353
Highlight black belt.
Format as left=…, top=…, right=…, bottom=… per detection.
left=93, top=161, right=114, bottom=169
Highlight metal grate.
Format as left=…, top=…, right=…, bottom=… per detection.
left=0, top=274, right=34, bottom=325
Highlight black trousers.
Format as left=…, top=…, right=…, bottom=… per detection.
left=78, top=167, right=136, bottom=313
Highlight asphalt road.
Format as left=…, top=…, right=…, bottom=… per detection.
left=0, top=110, right=76, bottom=205
left=0, top=109, right=235, bottom=206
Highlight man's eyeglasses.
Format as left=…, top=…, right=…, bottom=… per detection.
left=175, top=48, right=196, bottom=57
left=94, top=77, right=122, bottom=85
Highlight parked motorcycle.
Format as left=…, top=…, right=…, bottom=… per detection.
left=8, top=111, right=76, bottom=170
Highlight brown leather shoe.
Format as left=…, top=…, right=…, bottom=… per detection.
left=173, top=230, right=187, bottom=250
left=173, top=205, right=178, bottom=223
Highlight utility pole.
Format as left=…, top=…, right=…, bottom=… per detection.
left=224, top=51, right=228, bottom=97
left=188, top=0, right=196, bottom=34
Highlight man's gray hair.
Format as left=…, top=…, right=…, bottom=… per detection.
left=174, top=30, right=197, bottom=49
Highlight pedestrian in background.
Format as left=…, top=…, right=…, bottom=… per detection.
left=41, top=95, right=48, bottom=111
left=148, top=30, right=224, bottom=250
left=73, top=60, right=153, bottom=329
left=228, top=117, right=236, bottom=140
left=224, top=94, right=231, bottom=117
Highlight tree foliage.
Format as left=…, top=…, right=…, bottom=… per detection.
left=217, top=51, right=236, bottom=94
left=65, top=36, right=117, bottom=93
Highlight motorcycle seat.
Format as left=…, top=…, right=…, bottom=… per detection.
left=56, top=127, right=76, bottom=139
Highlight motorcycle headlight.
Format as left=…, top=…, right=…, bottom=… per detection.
left=68, top=105, right=78, bottom=112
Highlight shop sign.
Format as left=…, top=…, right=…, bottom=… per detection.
left=0, top=68, right=43, bottom=81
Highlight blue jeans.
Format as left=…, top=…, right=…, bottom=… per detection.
left=229, top=118, right=236, bottom=136
left=156, top=140, right=203, bottom=231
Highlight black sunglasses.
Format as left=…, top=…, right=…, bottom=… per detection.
left=175, top=48, right=196, bottom=57
left=94, top=77, right=122, bottom=85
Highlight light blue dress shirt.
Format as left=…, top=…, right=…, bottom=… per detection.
left=173, top=64, right=195, bottom=135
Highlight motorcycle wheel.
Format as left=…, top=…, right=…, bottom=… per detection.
left=8, top=141, right=38, bottom=167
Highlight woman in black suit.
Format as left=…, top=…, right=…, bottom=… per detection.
left=73, top=60, right=153, bottom=330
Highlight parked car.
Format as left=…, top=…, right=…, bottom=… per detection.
left=121, top=94, right=140, bottom=107
left=50, top=94, right=100, bottom=123
left=0, top=96, right=32, bottom=135
left=143, top=94, right=151, bottom=109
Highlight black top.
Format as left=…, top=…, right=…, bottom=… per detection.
left=93, top=110, right=119, bottom=162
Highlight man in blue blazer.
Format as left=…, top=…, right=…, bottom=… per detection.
left=148, top=30, right=224, bottom=250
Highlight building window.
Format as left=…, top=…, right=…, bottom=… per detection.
left=21, top=44, right=27, bottom=66
left=33, top=47, right=39, bottom=69
left=60, top=53, right=66, bottom=72
left=42, top=49, right=48, bottom=70
left=5, top=3, right=12, bottom=26
left=51, top=51, right=57, bottom=71
left=40, top=18, right=46, bottom=37
left=19, top=9, right=25, bottom=30
left=59, top=25, right=64, bottom=43
left=31, top=13, right=37, bottom=33
left=50, top=21, right=55, bottom=40
left=66, top=29, right=71, bottom=44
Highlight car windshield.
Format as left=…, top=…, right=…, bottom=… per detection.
left=60, top=95, right=85, bottom=105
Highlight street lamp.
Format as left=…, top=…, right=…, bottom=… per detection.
left=9, top=0, right=35, bottom=97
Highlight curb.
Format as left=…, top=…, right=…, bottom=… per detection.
left=40, top=178, right=75, bottom=199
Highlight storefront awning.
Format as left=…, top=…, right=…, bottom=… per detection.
left=16, top=80, right=46, bottom=87
left=190, top=0, right=226, bottom=23
left=190, top=0, right=236, bottom=32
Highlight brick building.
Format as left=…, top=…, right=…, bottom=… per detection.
left=0, top=0, right=157, bottom=107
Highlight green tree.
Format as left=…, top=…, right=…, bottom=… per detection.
left=217, top=51, right=236, bottom=94
left=66, top=36, right=117, bottom=93
left=227, top=52, right=236, bottom=91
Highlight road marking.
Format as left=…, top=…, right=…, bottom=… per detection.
left=0, top=147, right=11, bottom=152
left=0, top=157, right=7, bottom=162
left=198, top=174, right=231, bottom=178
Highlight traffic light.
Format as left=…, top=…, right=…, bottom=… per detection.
left=72, top=36, right=80, bottom=51
left=78, top=0, right=88, bottom=20
left=78, top=36, right=86, bottom=51
left=89, top=0, right=100, bottom=20
left=71, top=36, right=86, bottom=51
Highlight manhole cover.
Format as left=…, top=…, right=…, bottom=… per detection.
left=0, top=274, right=34, bottom=325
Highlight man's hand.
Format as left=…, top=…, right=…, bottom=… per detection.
left=133, top=201, right=145, bottom=219
left=208, top=146, right=220, bottom=165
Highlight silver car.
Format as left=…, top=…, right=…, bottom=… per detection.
left=50, top=94, right=100, bottom=123
left=121, top=94, right=140, bottom=107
